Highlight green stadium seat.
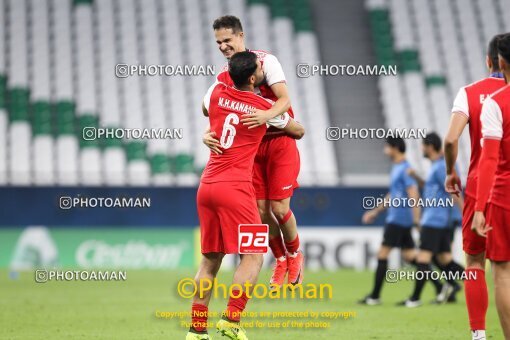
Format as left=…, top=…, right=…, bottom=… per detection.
left=73, top=0, right=93, bottom=5
left=7, top=88, right=30, bottom=122
left=150, top=154, right=172, bottom=174
left=77, top=114, right=99, bottom=147
left=397, top=50, right=421, bottom=72
left=0, top=76, right=6, bottom=109
left=31, top=101, right=52, bottom=135
left=269, top=0, right=288, bottom=18
left=174, top=153, right=195, bottom=174
left=425, top=75, right=447, bottom=88
left=101, top=125, right=123, bottom=148
left=54, top=101, right=75, bottom=135
left=125, top=142, right=146, bottom=161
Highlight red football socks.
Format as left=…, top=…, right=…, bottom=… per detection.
left=191, top=303, right=209, bottom=332
left=464, top=268, right=488, bottom=330
left=285, top=234, right=300, bottom=254
left=269, top=233, right=286, bottom=259
left=225, top=290, right=249, bottom=322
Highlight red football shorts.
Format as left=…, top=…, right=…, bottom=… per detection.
left=486, top=203, right=510, bottom=262
left=197, top=181, right=261, bottom=254
left=252, top=135, right=300, bottom=200
left=462, top=195, right=487, bottom=255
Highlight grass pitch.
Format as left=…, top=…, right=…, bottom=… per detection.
left=0, top=269, right=504, bottom=339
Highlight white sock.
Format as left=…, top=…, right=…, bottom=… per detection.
left=472, top=330, right=486, bottom=340
left=288, top=251, right=299, bottom=258
left=277, top=256, right=286, bottom=262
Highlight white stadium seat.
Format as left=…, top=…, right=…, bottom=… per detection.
left=2, top=0, right=341, bottom=186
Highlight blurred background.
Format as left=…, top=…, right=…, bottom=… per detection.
left=1, top=0, right=509, bottom=272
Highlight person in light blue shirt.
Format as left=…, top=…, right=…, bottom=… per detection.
left=399, top=133, right=465, bottom=307
left=359, top=137, right=423, bottom=305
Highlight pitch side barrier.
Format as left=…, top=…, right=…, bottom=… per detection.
left=0, top=187, right=387, bottom=227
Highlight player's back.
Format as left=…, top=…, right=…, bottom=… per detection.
left=484, top=84, right=510, bottom=207
left=386, top=160, right=416, bottom=227
left=421, top=157, right=451, bottom=227
left=453, top=75, right=506, bottom=197
left=201, top=83, right=270, bottom=183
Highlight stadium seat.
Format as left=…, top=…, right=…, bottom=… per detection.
left=94, top=0, right=127, bottom=185
left=52, top=0, right=74, bottom=100
left=297, top=32, right=339, bottom=185
left=0, top=110, right=7, bottom=184
left=365, top=0, right=506, bottom=180
left=2, top=0, right=338, bottom=186
left=248, top=3, right=272, bottom=52
left=9, top=122, right=31, bottom=185
left=500, top=0, right=510, bottom=32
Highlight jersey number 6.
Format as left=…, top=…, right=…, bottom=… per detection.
left=220, top=113, right=239, bottom=149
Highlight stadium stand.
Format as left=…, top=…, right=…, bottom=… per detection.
left=311, top=0, right=390, bottom=185
left=0, top=0, right=338, bottom=186
left=365, top=0, right=509, bottom=179
left=5, top=0, right=503, bottom=187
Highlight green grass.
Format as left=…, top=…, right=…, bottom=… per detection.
left=0, top=269, right=504, bottom=339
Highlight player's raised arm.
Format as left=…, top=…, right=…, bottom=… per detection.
left=266, top=82, right=291, bottom=118
left=444, top=88, right=469, bottom=195
left=266, top=112, right=305, bottom=139
left=283, top=119, right=305, bottom=139
left=242, top=54, right=291, bottom=128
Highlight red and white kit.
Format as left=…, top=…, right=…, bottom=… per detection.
left=451, top=76, right=506, bottom=254
left=216, top=50, right=300, bottom=200
left=479, top=85, right=510, bottom=261
left=198, top=82, right=290, bottom=254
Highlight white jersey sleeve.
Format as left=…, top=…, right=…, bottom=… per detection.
left=263, top=54, right=286, bottom=86
left=451, top=87, right=469, bottom=118
left=203, top=82, right=218, bottom=112
left=480, top=97, right=503, bottom=141
left=267, top=112, right=290, bottom=129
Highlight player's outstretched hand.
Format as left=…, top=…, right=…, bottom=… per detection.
left=444, top=172, right=462, bottom=197
left=241, top=109, right=273, bottom=129
left=471, top=211, right=492, bottom=237
left=203, top=130, right=223, bottom=155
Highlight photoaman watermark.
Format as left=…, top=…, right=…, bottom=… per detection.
left=177, top=278, right=333, bottom=300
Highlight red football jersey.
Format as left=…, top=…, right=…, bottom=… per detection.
left=451, top=76, right=506, bottom=197
left=216, top=50, right=294, bottom=136
left=480, top=84, right=510, bottom=210
left=201, top=82, right=287, bottom=183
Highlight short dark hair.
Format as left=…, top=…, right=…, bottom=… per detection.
left=385, top=136, right=406, bottom=153
left=488, top=34, right=505, bottom=71
left=213, top=15, right=243, bottom=33
left=228, top=51, right=258, bottom=88
left=497, top=33, right=510, bottom=65
left=423, top=132, right=442, bottom=152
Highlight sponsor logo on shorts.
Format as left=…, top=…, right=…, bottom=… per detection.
left=282, top=185, right=293, bottom=190
left=238, top=224, right=269, bottom=254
